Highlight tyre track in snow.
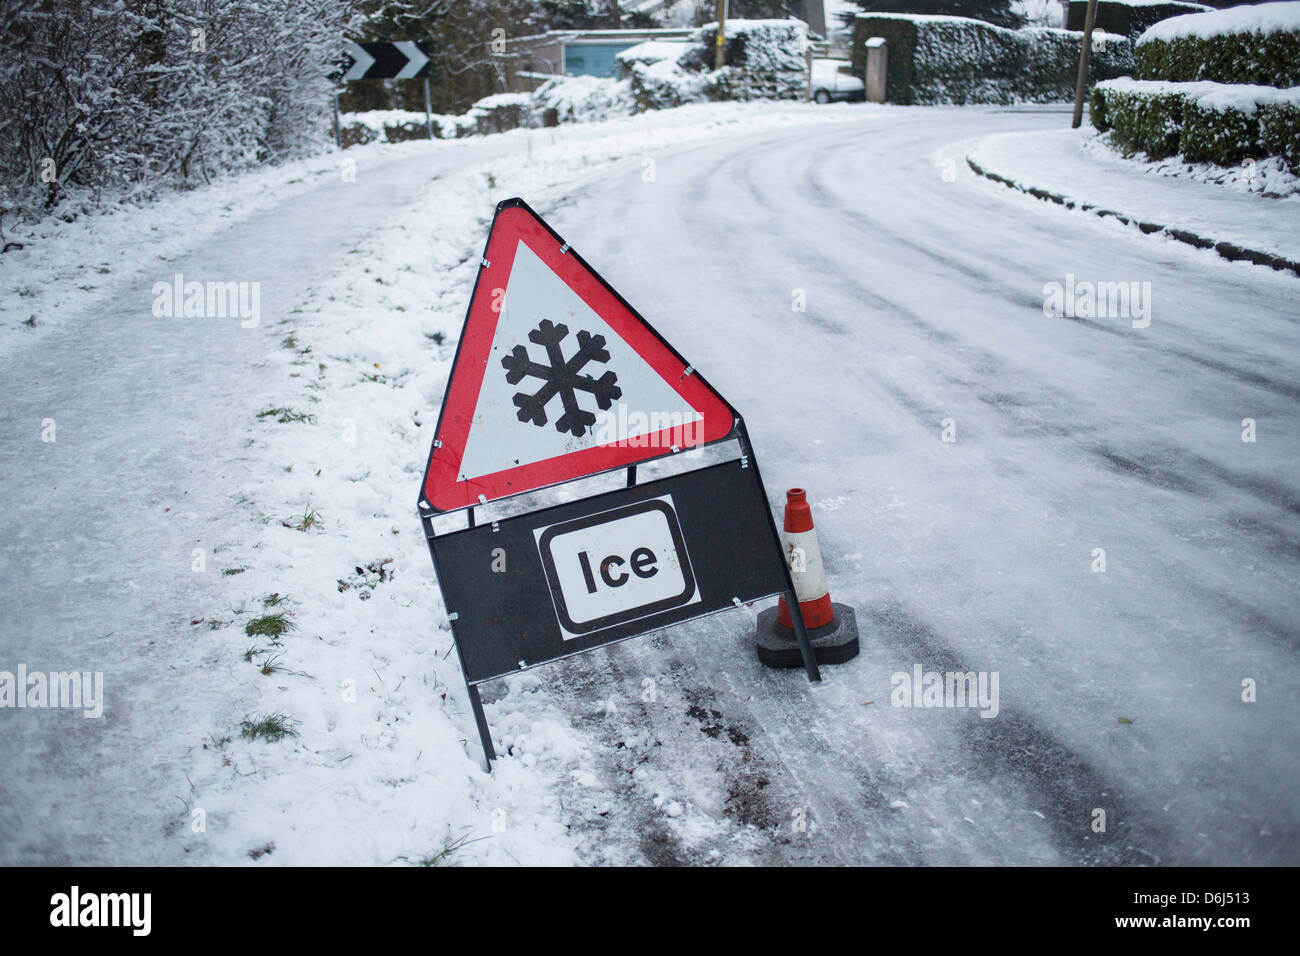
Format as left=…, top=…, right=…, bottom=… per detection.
left=535, top=107, right=1300, bottom=864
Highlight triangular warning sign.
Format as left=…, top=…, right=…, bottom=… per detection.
left=420, top=198, right=736, bottom=512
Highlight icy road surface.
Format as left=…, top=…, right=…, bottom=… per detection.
left=1, top=105, right=1296, bottom=865
left=526, top=108, right=1300, bottom=865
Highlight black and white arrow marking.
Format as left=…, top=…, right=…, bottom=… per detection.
left=341, top=40, right=432, bottom=81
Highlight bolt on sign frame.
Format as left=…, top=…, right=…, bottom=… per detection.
left=417, top=198, right=820, bottom=769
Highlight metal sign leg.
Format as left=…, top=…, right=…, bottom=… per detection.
left=466, top=683, right=497, bottom=771
left=784, top=591, right=822, bottom=683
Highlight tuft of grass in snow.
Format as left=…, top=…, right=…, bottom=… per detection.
left=245, top=612, right=294, bottom=640
left=403, top=830, right=485, bottom=867
left=206, top=733, right=232, bottom=751
left=262, top=592, right=287, bottom=607
left=239, top=713, right=298, bottom=743
left=284, top=504, right=322, bottom=532
left=256, top=406, right=316, bottom=425
left=259, top=654, right=292, bottom=677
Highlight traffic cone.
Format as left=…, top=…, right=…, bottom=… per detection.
left=756, top=487, right=859, bottom=668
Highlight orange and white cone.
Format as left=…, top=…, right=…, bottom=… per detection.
left=776, top=488, right=836, bottom=631
left=756, top=487, right=860, bottom=668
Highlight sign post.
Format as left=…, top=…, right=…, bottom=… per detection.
left=418, top=198, right=820, bottom=769
left=338, top=40, right=436, bottom=141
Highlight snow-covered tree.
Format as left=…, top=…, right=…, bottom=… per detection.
left=0, top=0, right=362, bottom=218
left=845, top=0, right=1026, bottom=30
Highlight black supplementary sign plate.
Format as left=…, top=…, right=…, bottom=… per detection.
left=429, top=459, right=788, bottom=684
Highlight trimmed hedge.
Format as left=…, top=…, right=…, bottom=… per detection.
left=851, top=14, right=1133, bottom=105
left=1181, top=95, right=1261, bottom=164
left=1135, top=25, right=1300, bottom=87
left=1065, top=1, right=1211, bottom=43
left=1260, top=101, right=1300, bottom=169
left=1089, top=82, right=1186, bottom=156
left=1092, top=79, right=1300, bottom=169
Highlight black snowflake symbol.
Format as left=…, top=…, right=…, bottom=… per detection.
left=502, top=319, right=622, bottom=438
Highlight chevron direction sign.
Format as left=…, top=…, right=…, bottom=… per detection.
left=341, top=40, right=432, bottom=81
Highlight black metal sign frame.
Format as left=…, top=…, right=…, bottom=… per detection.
left=420, top=418, right=820, bottom=770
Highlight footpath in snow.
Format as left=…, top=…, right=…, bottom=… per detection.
left=966, top=127, right=1300, bottom=274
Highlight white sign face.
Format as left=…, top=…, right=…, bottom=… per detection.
left=457, top=240, right=703, bottom=482
left=535, top=495, right=699, bottom=639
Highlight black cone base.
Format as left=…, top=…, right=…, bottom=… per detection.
left=755, top=602, right=859, bottom=669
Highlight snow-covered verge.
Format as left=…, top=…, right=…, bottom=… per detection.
left=1082, top=129, right=1300, bottom=198
left=849, top=13, right=1132, bottom=104
left=966, top=126, right=1300, bottom=265
left=0, top=103, right=855, bottom=865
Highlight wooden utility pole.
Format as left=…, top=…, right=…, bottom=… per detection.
left=714, top=0, right=727, bottom=70
left=1071, top=0, right=1099, bottom=128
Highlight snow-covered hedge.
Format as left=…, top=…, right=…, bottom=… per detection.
left=1134, top=2, right=1300, bottom=87
left=1064, top=0, right=1210, bottom=43
left=1091, top=77, right=1300, bottom=169
left=625, top=19, right=810, bottom=109
left=850, top=13, right=1132, bottom=105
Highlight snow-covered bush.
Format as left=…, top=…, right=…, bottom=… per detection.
left=615, top=39, right=693, bottom=70
left=1092, top=77, right=1300, bottom=170
left=0, top=0, right=359, bottom=219
left=533, top=76, right=635, bottom=125
left=1064, top=0, right=1210, bottom=43
left=627, top=59, right=716, bottom=111
left=625, top=19, right=810, bottom=110
left=1134, top=1, right=1300, bottom=87
left=850, top=13, right=1132, bottom=104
